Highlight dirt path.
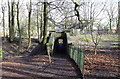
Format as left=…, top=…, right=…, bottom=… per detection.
left=2, top=54, right=81, bottom=78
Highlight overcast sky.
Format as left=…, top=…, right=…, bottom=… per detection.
left=0, top=0, right=119, bottom=3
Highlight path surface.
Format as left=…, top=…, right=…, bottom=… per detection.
left=99, top=41, right=120, bottom=48
left=2, top=54, right=81, bottom=78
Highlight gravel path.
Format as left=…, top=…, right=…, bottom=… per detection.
left=2, top=54, right=81, bottom=78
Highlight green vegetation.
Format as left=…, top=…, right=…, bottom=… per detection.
left=79, top=34, right=118, bottom=42
left=0, top=48, right=2, bottom=58
left=101, top=34, right=118, bottom=41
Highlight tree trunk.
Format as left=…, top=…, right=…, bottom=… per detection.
left=109, top=18, right=112, bottom=33
left=42, top=2, right=48, bottom=45
left=40, top=6, right=43, bottom=42
left=2, top=6, right=5, bottom=40
left=117, top=1, right=120, bottom=34
left=94, top=43, right=97, bottom=55
left=29, top=1, right=48, bottom=56
left=11, top=1, right=15, bottom=42
left=8, top=1, right=12, bottom=42
left=17, top=0, right=22, bottom=51
left=65, top=16, right=67, bottom=29
left=28, top=0, right=32, bottom=48
left=118, top=1, right=120, bottom=48
left=37, top=6, right=40, bottom=41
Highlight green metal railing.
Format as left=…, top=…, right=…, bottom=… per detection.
left=68, top=45, right=84, bottom=74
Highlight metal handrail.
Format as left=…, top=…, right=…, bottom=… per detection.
left=68, top=45, right=84, bottom=74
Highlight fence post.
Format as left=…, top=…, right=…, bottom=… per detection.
left=75, top=48, right=78, bottom=63
left=46, top=43, right=53, bottom=63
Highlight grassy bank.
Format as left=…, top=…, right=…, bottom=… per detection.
left=78, top=34, right=118, bottom=42
left=70, top=34, right=119, bottom=49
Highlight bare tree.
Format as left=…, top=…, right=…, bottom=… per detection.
left=71, top=1, right=107, bottom=54
left=27, top=0, right=32, bottom=48
left=1, top=4, right=6, bottom=40
left=16, top=0, right=22, bottom=51
left=106, top=1, right=117, bottom=33
left=8, top=0, right=15, bottom=42
left=11, top=0, right=15, bottom=42
left=42, top=1, right=48, bottom=45
left=8, top=0, right=11, bottom=42
left=40, top=4, right=43, bottom=42
left=89, top=2, right=107, bottom=54
left=36, top=5, right=40, bottom=41
left=117, top=1, right=120, bottom=34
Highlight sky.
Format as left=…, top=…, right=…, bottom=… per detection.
left=0, top=0, right=119, bottom=3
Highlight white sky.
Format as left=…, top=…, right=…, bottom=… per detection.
left=0, top=0, right=119, bottom=3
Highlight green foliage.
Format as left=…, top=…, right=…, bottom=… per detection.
left=30, top=17, right=37, bottom=35
left=16, top=17, right=37, bottom=38
left=13, top=37, right=20, bottom=42
left=0, top=48, right=2, bottom=58
left=101, top=34, right=118, bottom=41
left=31, top=25, right=37, bottom=35
left=79, top=34, right=92, bottom=42
left=21, top=26, right=28, bottom=38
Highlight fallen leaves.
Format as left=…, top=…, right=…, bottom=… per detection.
left=84, top=48, right=120, bottom=78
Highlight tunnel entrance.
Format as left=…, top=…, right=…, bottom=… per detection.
left=53, top=32, right=68, bottom=54
left=54, top=38, right=65, bottom=54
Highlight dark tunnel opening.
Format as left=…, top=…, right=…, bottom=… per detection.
left=53, top=32, right=68, bottom=55
left=54, top=38, right=65, bottom=54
